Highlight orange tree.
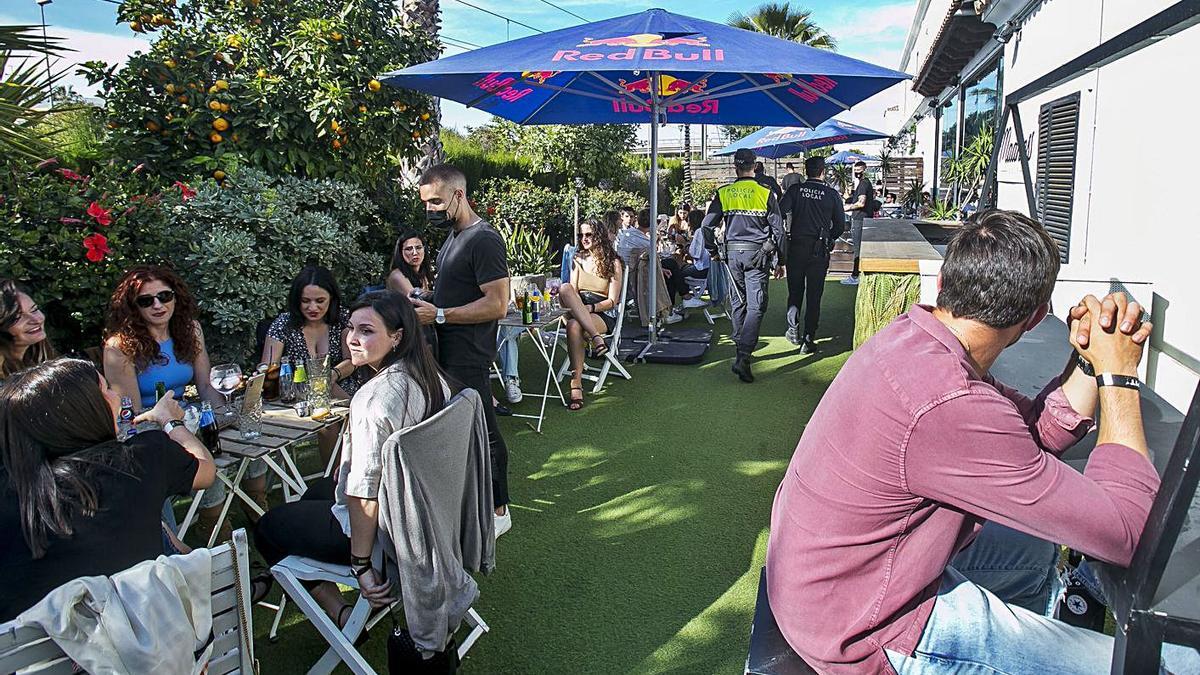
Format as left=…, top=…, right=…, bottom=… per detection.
left=81, top=0, right=439, bottom=184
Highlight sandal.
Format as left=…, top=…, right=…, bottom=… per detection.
left=250, top=572, right=274, bottom=604
left=337, top=604, right=371, bottom=647
left=588, top=334, right=609, bottom=359
left=567, top=386, right=585, bottom=411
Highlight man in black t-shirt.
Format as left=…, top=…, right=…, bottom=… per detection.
left=842, top=160, right=875, bottom=286
left=779, top=156, right=845, bottom=353
left=413, top=164, right=513, bottom=536
left=754, top=161, right=784, bottom=200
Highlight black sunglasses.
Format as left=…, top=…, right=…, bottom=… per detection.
left=135, top=290, right=176, bottom=308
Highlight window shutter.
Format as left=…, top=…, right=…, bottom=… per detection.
left=1035, top=93, right=1081, bottom=263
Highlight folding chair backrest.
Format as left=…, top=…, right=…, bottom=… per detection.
left=607, top=267, right=631, bottom=347
left=0, top=529, right=254, bottom=675
left=560, top=244, right=577, bottom=285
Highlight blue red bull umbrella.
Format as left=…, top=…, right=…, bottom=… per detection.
left=380, top=8, right=907, bottom=341
left=714, top=119, right=890, bottom=159
left=825, top=150, right=880, bottom=165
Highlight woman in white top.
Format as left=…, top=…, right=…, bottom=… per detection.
left=253, top=290, right=452, bottom=626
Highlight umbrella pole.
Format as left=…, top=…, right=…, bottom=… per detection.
left=648, top=73, right=660, bottom=344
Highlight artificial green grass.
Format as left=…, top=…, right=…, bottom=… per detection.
left=250, top=279, right=858, bottom=674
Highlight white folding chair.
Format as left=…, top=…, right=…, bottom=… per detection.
left=0, top=529, right=256, bottom=675
left=556, top=268, right=633, bottom=394
left=269, top=394, right=492, bottom=675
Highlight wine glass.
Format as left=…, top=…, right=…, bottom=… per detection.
left=547, top=278, right=562, bottom=310
left=210, top=363, right=243, bottom=416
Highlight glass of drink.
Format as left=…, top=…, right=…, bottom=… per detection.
left=307, top=357, right=332, bottom=418
left=237, top=395, right=263, bottom=440
left=210, top=363, right=243, bottom=416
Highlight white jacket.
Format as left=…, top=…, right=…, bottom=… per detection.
left=10, top=549, right=214, bottom=675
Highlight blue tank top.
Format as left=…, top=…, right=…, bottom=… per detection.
left=136, top=338, right=194, bottom=409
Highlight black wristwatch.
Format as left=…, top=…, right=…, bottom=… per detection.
left=1096, top=373, right=1141, bottom=390
left=1075, top=354, right=1095, bottom=377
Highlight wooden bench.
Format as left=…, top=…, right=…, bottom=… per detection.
left=745, top=567, right=817, bottom=675
left=0, top=529, right=255, bottom=675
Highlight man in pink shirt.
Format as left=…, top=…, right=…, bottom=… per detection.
left=766, top=210, right=1197, bottom=673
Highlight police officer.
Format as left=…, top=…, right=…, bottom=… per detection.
left=702, top=148, right=785, bottom=383
left=779, top=156, right=845, bottom=353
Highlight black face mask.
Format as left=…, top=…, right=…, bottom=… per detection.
left=425, top=192, right=459, bottom=228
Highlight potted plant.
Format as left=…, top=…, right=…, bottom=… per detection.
left=496, top=218, right=555, bottom=297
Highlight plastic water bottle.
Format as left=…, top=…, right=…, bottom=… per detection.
left=117, top=396, right=137, bottom=441
left=293, top=358, right=309, bottom=402
left=279, top=358, right=296, bottom=404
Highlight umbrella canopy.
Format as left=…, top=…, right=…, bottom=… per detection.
left=380, top=8, right=907, bottom=341
left=380, top=8, right=909, bottom=127
left=714, top=119, right=889, bottom=159
left=825, top=150, right=879, bottom=165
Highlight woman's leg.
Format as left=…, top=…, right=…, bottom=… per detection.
left=566, top=318, right=585, bottom=391
left=558, top=283, right=601, bottom=335
left=253, top=487, right=352, bottom=620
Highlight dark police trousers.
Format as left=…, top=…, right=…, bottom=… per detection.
left=786, top=235, right=831, bottom=337
left=443, top=363, right=509, bottom=509
left=727, top=247, right=771, bottom=359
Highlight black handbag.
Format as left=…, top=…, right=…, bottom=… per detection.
left=387, top=623, right=459, bottom=674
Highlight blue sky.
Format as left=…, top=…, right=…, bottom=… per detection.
left=3, top=0, right=915, bottom=138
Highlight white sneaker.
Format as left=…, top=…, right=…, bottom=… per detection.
left=503, top=377, right=522, bottom=404
left=665, top=310, right=684, bottom=324
left=840, top=276, right=860, bottom=286
left=494, top=509, right=512, bottom=538
left=682, top=296, right=708, bottom=309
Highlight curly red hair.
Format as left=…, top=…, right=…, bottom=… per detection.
left=104, top=265, right=201, bottom=370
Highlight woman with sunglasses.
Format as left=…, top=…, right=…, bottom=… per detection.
left=559, top=217, right=623, bottom=411
left=102, top=265, right=266, bottom=544
left=0, top=279, right=57, bottom=384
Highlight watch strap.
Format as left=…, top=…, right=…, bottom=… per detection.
left=162, top=419, right=186, bottom=433
left=1096, top=373, right=1141, bottom=390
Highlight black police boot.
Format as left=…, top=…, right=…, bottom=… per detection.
left=732, top=356, right=754, bottom=383
left=799, top=335, right=817, bottom=354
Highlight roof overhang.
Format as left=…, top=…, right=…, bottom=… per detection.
left=912, top=1, right=997, bottom=97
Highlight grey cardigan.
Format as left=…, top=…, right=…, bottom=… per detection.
left=375, top=387, right=495, bottom=655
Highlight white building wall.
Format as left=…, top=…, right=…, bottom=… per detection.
left=905, top=0, right=1200, bottom=411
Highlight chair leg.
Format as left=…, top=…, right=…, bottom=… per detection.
left=555, top=355, right=571, bottom=383
left=272, top=565, right=375, bottom=675
left=590, top=358, right=611, bottom=394
left=267, top=594, right=288, bottom=641
left=608, top=354, right=633, bottom=380
left=458, top=608, right=490, bottom=660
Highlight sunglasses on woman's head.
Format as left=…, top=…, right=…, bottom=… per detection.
left=135, top=290, right=176, bottom=308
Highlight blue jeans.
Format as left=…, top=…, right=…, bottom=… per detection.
left=496, top=326, right=521, bottom=380
left=161, top=498, right=180, bottom=554
left=885, top=523, right=1200, bottom=675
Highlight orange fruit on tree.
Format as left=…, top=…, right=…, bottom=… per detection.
left=212, top=118, right=230, bottom=132
left=252, top=18, right=262, bottom=25
left=257, top=69, right=267, bottom=78
left=220, top=103, right=231, bottom=113
left=215, top=79, right=229, bottom=90
left=412, top=131, right=421, bottom=139
left=330, top=31, right=343, bottom=41
left=213, top=170, right=227, bottom=180
left=139, top=14, right=152, bottom=23
left=130, top=21, right=143, bottom=32
left=231, top=132, right=240, bottom=143
left=367, top=79, right=381, bottom=92
left=209, top=100, right=222, bottom=111
left=330, top=119, right=340, bottom=132
left=210, top=132, right=224, bottom=143
left=420, top=112, right=430, bottom=121
left=106, top=121, right=118, bottom=129
left=165, top=83, right=177, bottom=94
left=145, top=120, right=161, bottom=132
left=358, top=104, right=367, bottom=114
left=164, top=58, right=177, bottom=69
left=177, top=95, right=189, bottom=104
left=332, top=138, right=343, bottom=149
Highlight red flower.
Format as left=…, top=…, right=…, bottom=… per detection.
left=60, top=217, right=83, bottom=225
left=59, top=168, right=84, bottom=181
left=486, top=206, right=496, bottom=215
left=36, top=158, right=59, bottom=171
left=173, top=181, right=196, bottom=201
left=86, top=201, right=112, bottom=226
left=83, top=233, right=110, bottom=262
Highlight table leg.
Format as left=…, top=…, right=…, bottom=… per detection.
left=208, top=459, right=249, bottom=548
left=177, top=490, right=204, bottom=540
left=533, top=325, right=566, bottom=433
left=260, top=453, right=306, bottom=497
left=276, top=446, right=310, bottom=495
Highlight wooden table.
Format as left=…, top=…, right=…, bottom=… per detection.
left=177, top=399, right=349, bottom=547
left=495, top=307, right=568, bottom=433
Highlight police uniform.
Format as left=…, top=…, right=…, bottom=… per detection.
left=701, top=167, right=785, bottom=369
left=780, top=178, right=845, bottom=347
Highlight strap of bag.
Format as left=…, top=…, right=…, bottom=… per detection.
left=227, top=535, right=261, bottom=675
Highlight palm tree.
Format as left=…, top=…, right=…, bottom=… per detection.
left=400, top=0, right=443, bottom=180
left=727, top=3, right=836, bottom=50
left=1, top=25, right=67, bottom=161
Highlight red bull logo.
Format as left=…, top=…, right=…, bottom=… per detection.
left=521, top=70, right=559, bottom=85
left=577, top=33, right=709, bottom=48
left=554, top=32, right=722, bottom=63
left=472, top=72, right=534, bottom=103
left=786, top=75, right=839, bottom=103
left=617, top=74, right=708, bottom=97
left=611, top=99, right=719, bottom=115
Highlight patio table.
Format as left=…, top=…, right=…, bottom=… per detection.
left=495, top=307, right=568, bottom=433
left=177, top=399, right=349, bottom=547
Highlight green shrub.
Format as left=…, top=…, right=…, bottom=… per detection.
left=476, top=177, right=569, bottom=243
left=442, top=128, right=530, bottom=189
left=169, top=167, right=385, bottom=362
left=0, top=158, right=187, bottom=352
left=495, top=219, right=554, bottom=276
left=569, top=186, right=647, bottom=222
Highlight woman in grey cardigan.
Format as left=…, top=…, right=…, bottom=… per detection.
left=253, top=290, right=453, bottom=629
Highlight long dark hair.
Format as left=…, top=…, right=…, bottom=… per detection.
left=287, top=265, right=343, bottom=330
left=349, top=291, right=450, bottom=419
left=0, top=279, right=57, bottom=380
left=576, top=217, right=619, bottom=280
left=0, top=358, right=134, bottom=558
left=389, top=230, right=435, bottom=291
left=105, top=265, right=201, bottom=370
